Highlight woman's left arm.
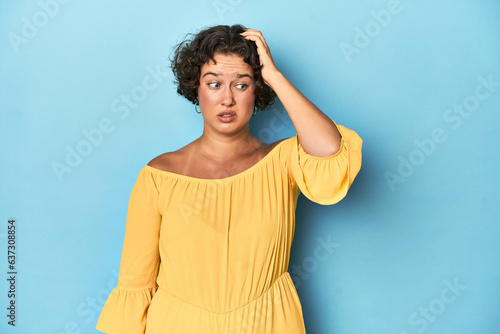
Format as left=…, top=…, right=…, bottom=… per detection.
left=241, top=29, right=342, bottom=157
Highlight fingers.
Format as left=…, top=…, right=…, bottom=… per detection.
left=240, top=29, right=278, bottom=79
left=240, top=29, right=268, bottom=49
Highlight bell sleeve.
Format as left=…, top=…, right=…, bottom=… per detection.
left=96, top=167, right=161, bottom=334
left=289, top=119, right=363, bottom=205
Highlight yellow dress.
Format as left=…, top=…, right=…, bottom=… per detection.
left=96, top=121, right=362, bottom=334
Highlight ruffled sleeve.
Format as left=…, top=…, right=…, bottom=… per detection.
left=289, top=119, right=363, bottom=205
left=96, top=168, right=161, bottom=334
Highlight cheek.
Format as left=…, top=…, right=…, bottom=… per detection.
left=198, top=85, right=213, bottom=103
left=239, top=89, right=256, bottom=105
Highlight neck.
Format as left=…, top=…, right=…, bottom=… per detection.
left=196, top=123, right=258, bottom=160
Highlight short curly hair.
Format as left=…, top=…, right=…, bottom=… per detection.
left=170, top=24, right=276, bottom=112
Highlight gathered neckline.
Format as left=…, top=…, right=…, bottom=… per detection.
left=144, top=137, right=291, bottom=183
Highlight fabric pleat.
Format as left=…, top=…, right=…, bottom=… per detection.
left=96, top=120, right=362, bottom=334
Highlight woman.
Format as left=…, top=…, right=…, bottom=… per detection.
left=96, top=24, right=362, bottom=333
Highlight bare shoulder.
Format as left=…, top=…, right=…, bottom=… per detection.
left=268, top=137, right=289, bottom=150
left=252, top=137, right=289, bottom=157
left=147, top=144, right=191, bottom=172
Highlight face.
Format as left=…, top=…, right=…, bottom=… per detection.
left=197, top=53, right=256, bottom=135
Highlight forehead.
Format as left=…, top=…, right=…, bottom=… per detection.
left=200, top=53, right=253, bottom=77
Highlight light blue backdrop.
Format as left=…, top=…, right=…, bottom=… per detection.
left=1, top=0, right=499, bottom=333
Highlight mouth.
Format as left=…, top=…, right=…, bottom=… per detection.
left=217, top=111, right=237, bottom=122
left=217, top=111, right=236, bottom=117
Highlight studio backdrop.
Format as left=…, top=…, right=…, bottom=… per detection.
left=1, top=0, right=499, bottom=333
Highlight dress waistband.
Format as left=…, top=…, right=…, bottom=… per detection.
left=158, top=271, right=292, bottom=315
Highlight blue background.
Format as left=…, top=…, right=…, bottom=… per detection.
left=1, top=0, right=499, bottom=333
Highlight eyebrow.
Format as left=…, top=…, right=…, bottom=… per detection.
left=202, top=72, right=253, bottom=79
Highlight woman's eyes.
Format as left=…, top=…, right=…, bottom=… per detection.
left=207, top=82, right=248, bottom=90
left=235, top=84, right=248, bottom=90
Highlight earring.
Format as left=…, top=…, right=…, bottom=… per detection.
left=195, top=100, right=201, bottom=114
left=252, top=106, right=258, bottom=117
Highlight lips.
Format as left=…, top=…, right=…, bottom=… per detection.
left=218, top=110, right=236, bottom=117
left=217, top=111, right=237, bottom=123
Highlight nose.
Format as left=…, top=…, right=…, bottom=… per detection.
left=220, top=86, right=235, bottom=106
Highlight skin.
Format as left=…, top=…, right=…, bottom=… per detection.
left=240, top=29, right=341, bottom=157
left=148, top=29, right=342, bottom=179
left=195, top=52, right=268, bottom=161
left=148, top=53, right=283, bottom=179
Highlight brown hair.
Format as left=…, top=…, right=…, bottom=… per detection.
left=170, top=24, right=277, bottom=113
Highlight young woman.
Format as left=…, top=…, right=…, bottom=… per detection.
left=96, top=24, right=362, bottom=334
